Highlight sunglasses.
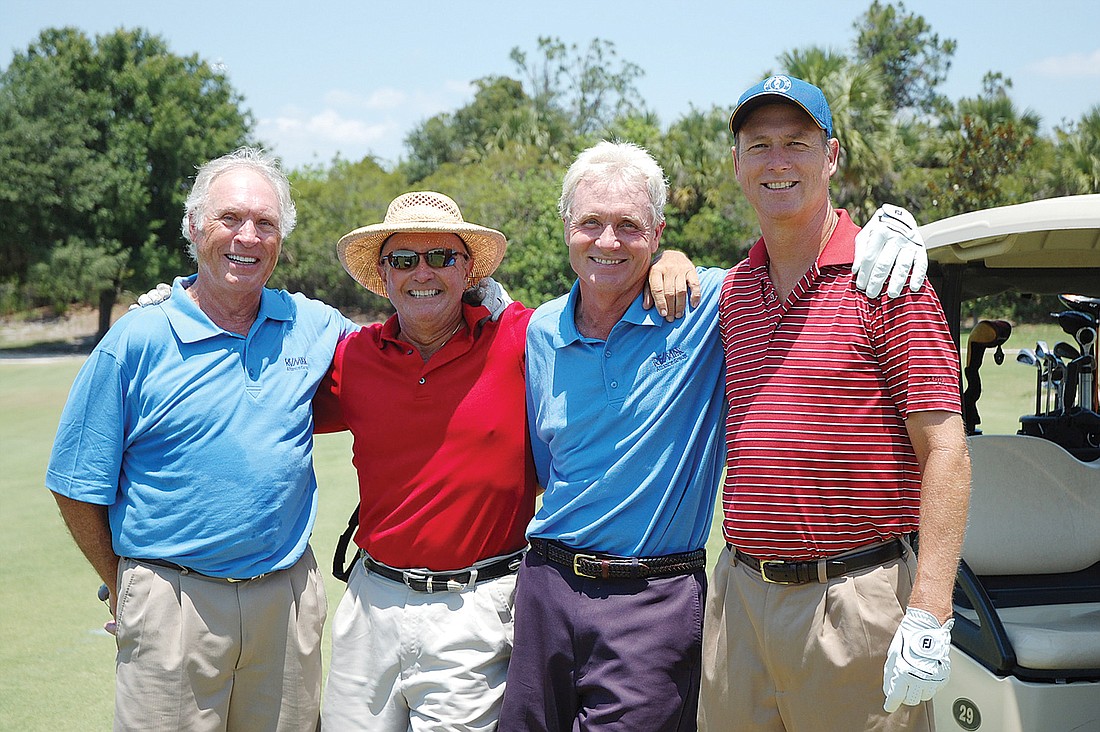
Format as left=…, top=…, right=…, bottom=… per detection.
left=380, top=248, right=469, bottom=270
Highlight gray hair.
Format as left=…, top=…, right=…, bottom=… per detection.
left=180, top=146, right=297, bottom=260
left=559, top=141, right=668, bottom=228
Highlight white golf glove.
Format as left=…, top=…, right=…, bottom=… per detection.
left=128, top=282, right=172, bottom=310
left=853, top=205, right=928, bottom=299
left=463, top=277, right=513, bottom=322
left=883, top=607, right=954, bottom=713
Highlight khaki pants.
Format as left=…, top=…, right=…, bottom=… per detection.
left=700, top=544, right=934, bottom=732
left=322, top=557, right=516, bottom=731
left=113, top=547, right=327, bottom=732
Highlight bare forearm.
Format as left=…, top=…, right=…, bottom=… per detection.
left=51, top=491, right=120, bottom=589
left=905, top=412, right=971, bottom=622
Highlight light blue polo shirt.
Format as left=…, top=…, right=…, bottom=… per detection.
left=525, top=267, right=727, bottom=557
left=46, top=276, right=358, bottom=578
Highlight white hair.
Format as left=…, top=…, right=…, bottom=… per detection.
left=559, top=141, right=668, bottom=228
left=180, top=146, right=296, bottom=260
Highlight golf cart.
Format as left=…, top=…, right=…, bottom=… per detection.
left=922, top=194, right=1100, bottom=731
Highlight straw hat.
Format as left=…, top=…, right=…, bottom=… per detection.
left=337, top=191, right=508, bottom=297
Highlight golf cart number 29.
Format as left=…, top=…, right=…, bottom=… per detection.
left=951, top=698, right=981, bottom=731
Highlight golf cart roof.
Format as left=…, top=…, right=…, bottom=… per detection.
left=923, top=194, right=1100, bottom=302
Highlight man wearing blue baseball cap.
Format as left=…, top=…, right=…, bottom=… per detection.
left=700, top=75, right=969, bottom=731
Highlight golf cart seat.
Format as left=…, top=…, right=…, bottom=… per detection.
left=955, top=434, right=1100, bottom=679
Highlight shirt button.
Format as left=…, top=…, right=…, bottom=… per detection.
left=419, top=377, right=426, bottom=385
left=248, top=369, right=256, bottom=378
left=407, top=350, right=414, bottom=355
left=605, top=351, right=611, bottom=358
left=610, top=381, right=618, bottom=389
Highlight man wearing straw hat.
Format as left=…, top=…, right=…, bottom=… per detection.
left=313, top=190, right=701, bottom=731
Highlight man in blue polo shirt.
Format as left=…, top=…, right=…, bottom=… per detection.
left=46, top=147, right=357, bottom=731
left=499, top=140, right=726, bottom=731
left=498, top=141, right=930, bottom=731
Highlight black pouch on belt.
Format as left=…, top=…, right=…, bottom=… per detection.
left=332, top=503, right=360, bottom=583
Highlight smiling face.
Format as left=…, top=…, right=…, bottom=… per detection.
left=566, top=177, right=664, bottom=304
left=192, top=168, right=283, bottom=297
left=377, top=231, right=473, bottom=331
left=733, top=102, right=839, bottom=225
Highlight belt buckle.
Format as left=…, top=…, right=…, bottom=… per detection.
left=572, top=553, right=598, bottom=578
left=402, top=570, right=430, bottom=592
left=759, top=560, right=794, bottom=585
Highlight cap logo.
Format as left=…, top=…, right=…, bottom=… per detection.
left=762, top=75, right=793, bottom=93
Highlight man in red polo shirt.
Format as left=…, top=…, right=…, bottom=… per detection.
left=701, top=76, right=970, bottom=732
left=313, top=191, right=535, bottom=730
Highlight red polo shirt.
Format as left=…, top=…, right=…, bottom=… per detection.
left=314, top=302, right=536, bottom=571
left=718, top=211, right=961, bottom=559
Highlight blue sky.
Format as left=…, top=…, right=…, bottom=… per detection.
left=3, top=0, right=1098, bottom=170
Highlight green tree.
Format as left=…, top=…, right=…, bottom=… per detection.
left=853, top=0, right=957, bottom=114
left=0, top=27, right=251, bottom=336
left=1049, top=106, right=1100, bottom=195
left=777, top=48, right=898, bottom=221
left=923, top=74, right=1051, bottom=323
left=403, top=37, right=644, bottom=184
left=928, top=73, right=1041, bottom=217
left=277, top=156, right=408, bottom=316
left=418, top=148, right=569, bottom=307
left=402, top=76, right=572, bottom=183
left=654, top=107, right=756, bottom=267
left=510, top=36, right=646, bottom=137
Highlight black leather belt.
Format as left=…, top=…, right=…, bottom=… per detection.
left=730, top=539, right=905, bottom=585
left=530, top=538, right=706, bottom=580
left=133, top=557, right=270, bottom=583
left=362, top=550, right=525, bottom=593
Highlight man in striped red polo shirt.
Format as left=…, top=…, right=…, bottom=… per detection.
left=700, top=76, right=970, bottom=732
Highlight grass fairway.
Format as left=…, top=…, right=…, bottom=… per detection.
left=0, top=319, right=1069, bottom=727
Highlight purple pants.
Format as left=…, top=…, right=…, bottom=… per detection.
left=498, top=548, right=705, bottom=731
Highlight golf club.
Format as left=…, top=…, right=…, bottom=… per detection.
left=1078, top=327, right=1098, bottom=411
left=1017, top=348, right=1042, bottom=416
left=1059, top=293, right=1100, bottom=320
left=1054, top=342, right=1081, bottom=362
left=1036, top=341, right=1054, bottom=413
left=1050, top=360, right=1066, bottom=414
left=1052, top=343, right=1079, bottom=413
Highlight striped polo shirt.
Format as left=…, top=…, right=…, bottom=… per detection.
left=718, top=210, right=961, bottom=560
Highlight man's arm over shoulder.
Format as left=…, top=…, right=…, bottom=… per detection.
left=853, top=204, right=929, bottom=298
left=644, top=250, right=701, bottom=320
left=313, top=335, right=352, bottom=434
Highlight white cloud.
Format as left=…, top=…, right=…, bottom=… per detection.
left=254, top=81, right=478, bottom=168
left=256, top=107, right=398, bottom=167
left=365, top=88, right=407, bottom=110
left=1030, top=49, right=1100, bottom=77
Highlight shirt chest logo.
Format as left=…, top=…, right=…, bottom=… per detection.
left=652, top=347, right=687, bottom=372
left=284, top=356, right=308, bottom=372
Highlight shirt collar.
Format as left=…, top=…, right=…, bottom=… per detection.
left=163, top=275, right=289, bottom=343
left=746, top=209, right=858, bottom=270
left=552, top=280, right=663, bottom=348
left=379, top=301, right=488, bottom=349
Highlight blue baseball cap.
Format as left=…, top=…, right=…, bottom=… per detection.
left=728, top=75, right=833, bottom=138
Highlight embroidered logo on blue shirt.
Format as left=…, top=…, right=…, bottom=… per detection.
left=284, top=356, right=308, bottom=371
left=652, top=347, right=687, bottom=371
